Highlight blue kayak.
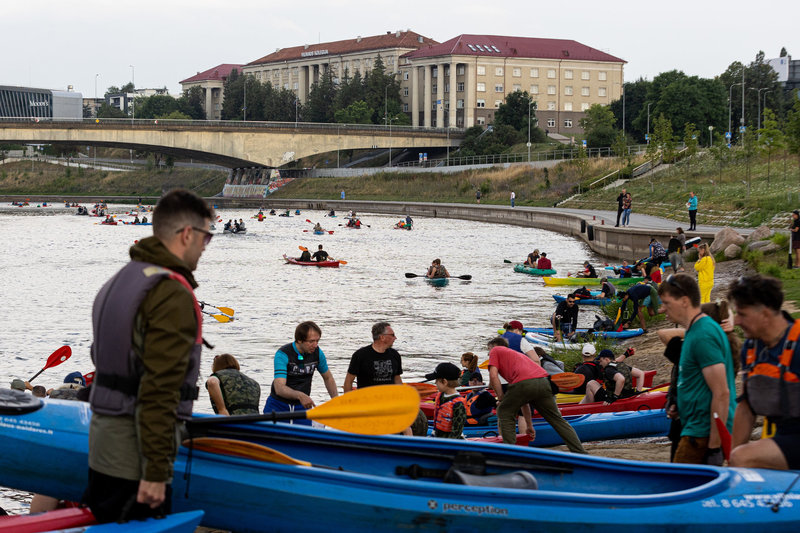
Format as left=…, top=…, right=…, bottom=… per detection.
left=425, top=277, right=450, bottom=287
left=553, top=294, right=611, bottom=306
left=524, top=327, right=645, bottom=339
left=4, top=394, right=800, bottom=532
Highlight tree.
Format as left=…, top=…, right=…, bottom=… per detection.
left=652, top=114, right=675, bottom=162
left=334, top=100, right=373, bottom=124
left=573, top=144, right=590, bottom=188
left=683, top=123, right=699, bottom=158
left=610, top=78, right=649, bottom=141
left=786, top=95, right=800, bottom=175
left=580, top=104, right=617, bottom=147
left=96, top=103, right=127, bottom=119
left=134, top=94, right=180, bottom=119
left=221, top=69, right=243, bottom=120
left=177, top=86, right=205, bottom=120
left=757, top=108, right=786, bottom=183
left=495, top=91, right=545, bottom=142
left=263, top=83, right=300, bottom=122
left=612, top=131, right=627, bottom=159
left=363, top=56, right=402, bottom=124
left=305, top=69, right=337, bottom=123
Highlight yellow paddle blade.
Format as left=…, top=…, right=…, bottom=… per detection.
left=184, top=437, right=311, bottom=466
left=307, top=384, right=419, bottom=435
left=215, top=306, right=234, bottom=316
left=478, top=360, right=490, bottom=369
left=211, top=314, right=232, bottom=323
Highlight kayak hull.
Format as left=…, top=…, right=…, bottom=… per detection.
left=553, top=294, right=610, bottom=306
left=513, top=264, right=557, bottom=276
left=544, top=277, right=644, bottom=286
left=425, top=277, right=449, bottom=287
left=0, top=508, right=204, bottom=533
left=2, top=398, right=800, bottom=532
left=283, top=254, right=341, bottom=267
left=524, top=327, right=645, bottom=339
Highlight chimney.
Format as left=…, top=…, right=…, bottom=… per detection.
left=357, top=36, right=362, bottom=42
left=304, top=44, right=309, bottom=49
left=396, top=30, right=401, bottom=37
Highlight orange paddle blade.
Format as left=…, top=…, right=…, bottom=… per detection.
left=184, top=437, right=311, bottom=466
left=550, top=372, right=585, bottom=391
left=478, top=360, right=490, bottom=369
left=408, top=382, right=437, bottom=397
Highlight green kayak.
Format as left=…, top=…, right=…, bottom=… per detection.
left=425, top=277, right=450, bottom=287
left=543, top=276, right=644, bottom=286
left=514, top=264, right=557, bottom=276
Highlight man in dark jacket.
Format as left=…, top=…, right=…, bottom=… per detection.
left=83, top=189, right=214, bottom=523
left=615, top=188, right=627, bottom=227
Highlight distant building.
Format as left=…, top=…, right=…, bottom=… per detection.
left=767, top=55, right=800, bottom=92
left=180, top=64, right=243, bottom=120
left=242, top=30, right=437, bottom=105
left=400, top=35, right=625, bottom=133
left=106, top=87, right=171, bottom=115
left=82, top=97, right=104, bottom=118
left=0, top=85, right=82, bottom=120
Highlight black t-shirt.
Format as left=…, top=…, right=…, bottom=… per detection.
left=586, top=264, right=597, bottom=278
left=312, top=250, right=329, bottom=262
left=553, top=300, right=579, bottom=330
left=347, top=344, right=403, bottom=388
left=667, top=238, right=682, bottom=254
left=793, top=219, right=800, bottom=243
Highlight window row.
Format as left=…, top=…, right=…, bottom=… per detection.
left=476, top=66, right=609, bottom=81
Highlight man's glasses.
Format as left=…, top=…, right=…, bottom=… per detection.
left=176, top=226, right=213, bottom=245
left=665, top=274, right=685, bottom=295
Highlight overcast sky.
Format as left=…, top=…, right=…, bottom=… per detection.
left=3, top=0, right=796, bottom=97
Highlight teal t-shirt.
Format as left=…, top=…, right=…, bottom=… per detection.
left=677, top=315, right=736, bottom=438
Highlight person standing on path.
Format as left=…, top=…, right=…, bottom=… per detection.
left=510, top=191, right=516, bottom=208
left=340, top=190, right=345, bottom=200
left=476, top=189, right=481, bottom=203
left=694, top=243, right=715, bottom=304
left=615, top=188, right=627, bottom=227
left=790, top=210, right=800, bottom=268
left=84, top=189, right=214, bottom=523
left=621, top=192, right=632, bottom=226
left=687, top=192, right=698, bottom=231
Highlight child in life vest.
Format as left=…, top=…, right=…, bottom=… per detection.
left=425, top=362, right=467, bottom=439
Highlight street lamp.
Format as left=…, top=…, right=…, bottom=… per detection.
left=129, top=65, right=135, bottom=123
left=646, top=103, right=651, bottom=142
left=708, top=125, right=714, bottom=147
left=749, top=87, right=772, bottom=132
left=527, top=96, right=537, bottom=162
left=728, top=81, right=742, bottom=142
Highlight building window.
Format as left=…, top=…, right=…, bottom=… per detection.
left=403, top=71, right=409, bottom=80
left=530, top=85, right=539, bottom=94
left=457, top=82, right=464, bottom=91
left=255, top=72, right=261, bottom=80
left=564, top=102, right=573, bottom=111
left=495, top=100, right=503, bottom=108
left=477, top=66, right=485, bottom=75
left=513, top=84, right=521, bottom=92
left=365, top=59, right=372, bottom=69
left=495, top=84, right=504, bottom=92
left=293, top=82, right=298, bottom=90
left=403, top=87, right=409, bottom=96
left=388, top=57, right=395, bottom=65
left=581, top=102, right=590, bottom=111
left=564, top=86, right=573, bottom=96
left=403, top=103, right=408, bottom=112
left=292, top=67, right=298, bottom=76
left=530, top=68, right=539, bottom=78
left=457, top=65, right=465, bottom=75
left=477, top=117, right=486, bottom=125
left=564, top=70, right=573, bottom=79
left=444, top=66, right=450, bottom=75
left=432, top=83, right=437, bottom=92
left=476, top=99, right=486, bottom=108
left=284, top=83, right=289, bottom=90
left=495, top=67, right=503, bottom=76
left=432, top=67, right=438, bottom=77
left=547, top=69, right=556, bottom=79
left=547, top=118, right=556, bottom=127
left=598, top=87, right=607, bottom=97
left=445, top=101, right=450, bottom=110
left=445, top=83, right=450, bottom=93
left=512, top=68, right=521, bottom=77
left=599, top=71, right=607, bottom=81
left=477, top=82, right=486, bottom=92
left=581, top=86, right=590, bottom=96
left=547, top=85, right=556, bottom=95
left=547, top=101, right=556, bottom=110
left=564, top=119, right=573, bottom=128
left=457, top=99, right=464, bottom=108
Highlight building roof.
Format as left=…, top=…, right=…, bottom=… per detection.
left=402, top=34, right=625, bottom=63
left=246, top=30, right=438, bottom=66
left=180, top=64, right=243, bottom=84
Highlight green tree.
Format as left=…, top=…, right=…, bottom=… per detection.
left=683, top=123, right=699, bottom=158
left=334, top=100, right=373, bottom=124
left=221, top=69, right=243, bottom=120
left=96, top=103, right=127, bottom=119
left=612, top=131, right=627, bottom=159
left=305, top=69, right=337, bottom=123
left=177, top=86, right=205, bottom=120
left=652, top=114, right=675, bottom=162
left=610, top=78, right=649, bottom=140
left=786, top=95, right=800, bottom=174
left=495, top=91, right=545, bottom=142
left=263, top=83, right=300, bottom=122
left=335, top=69, right=365, bottom=113
left=757, top=108, right=786, bottom=183
left=580, top=104, right=617, bottom=148
left=364, top=56, right=402, bottom=124
left=134, top=94, right=180, bottom=119
left=573, top=144, right=590, bottom=188
left=158, top=110, right=191, bottom=120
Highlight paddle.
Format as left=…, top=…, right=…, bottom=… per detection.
left=29, top=346, right=72, bottom=382
left=185, top=437, right=324, bottom=467
left=187, top=384, right=419, bottom=435
left=405, top=273, right=472, bottom=281
left=713, top=412, right=732, bottom=461
left=503, top=259, right=513, bottom=263
left=303, top=230, right=335, bottom=234
left=201, top=309, right=233, bottom=323
left=199, top=301, right=234, bottom=317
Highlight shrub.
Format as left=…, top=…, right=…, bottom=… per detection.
left=714, top=250, right=727, bottom=263
left=771, top=233, right=789, bottom=247
left=764, top=264, right=783, bottom=278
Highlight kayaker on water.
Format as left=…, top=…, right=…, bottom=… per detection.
left=299, top=248, right=312, bottom=262
left=84, top=189, right=214, bottom=523
left=224, top=219, right=232, bottom=232
left=426, top=362, right=467, bottom=439
left=536, top=252, right=552, bottom=271
left=263, top=321, right=339, bottom=424
left=312, top=245, right=329, bottom=262
left=206, top=354, right=260, bottom=416
left=426, top=258, right=449, bottom=279
left=551, top=294, right=578, bottom=342
left=576, top=261, right=597, bottom=278
left=524, top=249, right=540, bottom=267
left=237, top=219, right=246, bottom=232
left=313, top=222, right=324, bottom=232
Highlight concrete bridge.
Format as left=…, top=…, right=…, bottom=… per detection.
left=0, top=119, right=462, bottom=168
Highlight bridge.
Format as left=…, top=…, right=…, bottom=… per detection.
left=0, top=119, right=462, bottom=168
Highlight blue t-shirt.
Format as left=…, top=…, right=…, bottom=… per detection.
left=677, top=316, right=736, bottom=438
left=688, top=196, right=698, bottom=210
left=273, top=342, right=329, bottom=379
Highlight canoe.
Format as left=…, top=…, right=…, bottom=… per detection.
left=543, top=276, right=644, bottom=286
left=313, top=230, right=325, bottom=235
left=283, top=254, right=341, bottom=268
left=121, top=221, right=152, bottom=226
left=523, top=327, right=645, bottom=339
left=223, top=228, right=247, bottom=234
left=456, top=409, right=670, bottom=447
left=552, top=294, right=611, bottom=306
left=425, top=277, right=449, bottom=287
left=513, top=264, right=557, bottom=276
left=3, top=396, right=799, bottom=532
left=0, top=507, right=204, bottom=532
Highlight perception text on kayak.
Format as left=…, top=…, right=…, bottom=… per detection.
left=442, top=503, right=509, bottom=515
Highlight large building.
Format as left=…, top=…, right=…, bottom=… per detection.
left=242, top=30, right=437, bottom=103
left=180, top=64, right=243, bottom=120
left=400, top=35, right=625, bottom=133
left=0, top=85, right=82, bottom=120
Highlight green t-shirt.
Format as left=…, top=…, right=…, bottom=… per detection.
left=677, top=315, right=736, bottom=438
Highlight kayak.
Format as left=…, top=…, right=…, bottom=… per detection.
left=121, top=222, right=152, bottom=226
left=4, top=396, right=799, bottom=532
left=0, top=507, right=204, bottom=532
left=523, top=327, right=645, bottom=339
left=553, top=294, right=611, bottom=306
left=456, top=409, right=670, bottom=447
left=425, top=277, right=449, bottom=287
left=543, top=276, right=644, bottom=286
left=223, top=228, right=247, bottom=234
left=283, top=254, right=341, bottom=268
left=513, top=264, right=557, bottom=276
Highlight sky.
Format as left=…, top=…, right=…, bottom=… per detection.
left=2, top=0, right=797, bottom=98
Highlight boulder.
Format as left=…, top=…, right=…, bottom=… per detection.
left=747, top=240, right=773, bottom=251
left=760, top=243, right=782, bottom=254
left=710, top=227, right=745, bottom=254
left=724, top=244, right=742, bottom=259
left=748, top=225, right=772, bottom=242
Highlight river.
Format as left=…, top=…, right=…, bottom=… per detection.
left=0, top=203, right=604, bottom=513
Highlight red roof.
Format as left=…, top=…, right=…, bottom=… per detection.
left=403, top=35, right=625, bottom=63
left=246, top=31, right=438, bottom=66
left=180, top=64, right=244, bottom=84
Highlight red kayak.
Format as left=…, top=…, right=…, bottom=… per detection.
left=283, top=254, right=341, bottom=268
left=468, top=434, right=531, bottom=446
left=0, top=507, right=96, bottom=532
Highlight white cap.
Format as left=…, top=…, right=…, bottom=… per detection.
left=581, top=343, right=597, bottom=357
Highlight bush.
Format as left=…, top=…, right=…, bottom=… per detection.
left=764, top=264, right=783, bottom=278
left=771, top=233, right=789, bottom=247
left=714, top=250, right=727, bottom=263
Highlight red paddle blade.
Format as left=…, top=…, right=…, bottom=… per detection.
left=45, top=346, right=72, bottom=369
left=84, top=371, right=95, bottom=385
left=714, top=412, right=731, bottom=461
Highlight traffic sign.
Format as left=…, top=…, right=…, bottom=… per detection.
left=725, top=131, right=731, bottom=139
left=739, top=126, right=746, bottom=133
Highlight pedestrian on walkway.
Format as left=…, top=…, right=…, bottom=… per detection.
left=621, top=192, right=632, bottom=226
left=476, top=189, right=481, bottom=203
left=615, top=188, right=627, bottom=227
left=790, top=210, right=800, bottom=268
left=510, top=191, right=516, bottom=208
left=340, top=190, right=345, bottom=200
left=687, top=192, right=698, bottom=231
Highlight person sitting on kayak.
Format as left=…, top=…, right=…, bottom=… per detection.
left=269, top=209, right=276, bottom=215
left=405, top=215, right=413, bottom=227
left=133, top=215, right=140, bottom=224
left=574, top=344, right=603, bottom=399
left=459, top=352, right=480, bottom=386
left=313, top=222, right=324, bottom=232
left=614, top=259, right=634, bottom=278
left=426, top=258, right=449, bottom=279
left=599, top=277, right=616, bottom=299
left=576, top=261, right=597, bottom=278
left=583, top=349, right=638, bottom=405
left=299, top=248, right=312, bottom=262
left=426, top=362, right=467, bottom=439
left=536, top=252, right=552, bottom=270
left=141, top=215, right=148, bottom=224
left=206, top=353, right=260, bottom=416
left=312, top=245, right=329, bottom=262
left=283, top=209, right=291, bottom=216
left=551, top=294, right=578, bottom=342
left=524, top=249, right=540, bottom=267
left=237, top=219, right=246, bottom=231
left=233, top=220, right=241, bottom=232
left=328, top=209, right=335, bottom=217
left=224, top=219, right=232, bottom=232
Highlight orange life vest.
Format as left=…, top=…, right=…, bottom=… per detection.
left=744, top=319, right=800, bottom=418
left=433, top=393, right=466, bottom=432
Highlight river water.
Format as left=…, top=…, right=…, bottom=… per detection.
left=0, top=204, right=603, bottom=513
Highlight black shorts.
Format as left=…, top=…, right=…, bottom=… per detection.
left=773, top=423, right=800, bottom=469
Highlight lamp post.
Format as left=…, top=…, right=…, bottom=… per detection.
left=527, top=97, right=536, bottom=162
left=243, top=76, right=247, bottom=121
left=728, top=81, right=742, bottom=143
left=708, top=125, right=714, bottom=147
left=749, top=87, right=772, bottom=133
left=129, top=65, right=135, bottom=123
left=646, top=103, right=651, bottom=142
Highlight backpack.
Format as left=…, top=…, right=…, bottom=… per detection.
left=574, top=287, right=592, bottom=299
left=593, top=314, right=615, bottom=332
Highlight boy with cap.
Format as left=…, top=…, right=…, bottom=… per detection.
left=426, top=362, right=467, bottom=439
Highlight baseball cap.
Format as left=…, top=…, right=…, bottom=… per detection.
left=425, top=362, right=461, bottom=381
left=470, top=370, right=484, bottom=383
left=63, top=371, right=86, bottom=387
left=10, top=379, right=26, bottom=391
left=597, top=349, right=615, bottom=359
left=581, top=344, right=596, bottom=357
left=508, top=320, right=524, bottom=331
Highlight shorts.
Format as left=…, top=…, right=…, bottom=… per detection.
left=673, top=435, right=709, bottom=464
left=773, top=423, right=800, bottom=469
left=792, top=240, right=800, bottom=250
left=263, top=395, right=312, bottom=426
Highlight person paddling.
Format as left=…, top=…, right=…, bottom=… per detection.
left=426, top=258, right=449, bottom=279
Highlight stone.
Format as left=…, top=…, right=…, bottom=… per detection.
left=724, top=244, right=741, bottom=259
left=747, top=240, right=773, bottom=251
left=748, top=225, right=772, bottom=242
left=760, top=243, right=781, bottom=254
left=710, top=227, right=745, bottom=254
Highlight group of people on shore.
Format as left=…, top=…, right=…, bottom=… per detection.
left=615, top=187, right=699, bottom=231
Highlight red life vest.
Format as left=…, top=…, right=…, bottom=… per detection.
left=744, top=319, right=800, bottom=418
left=433, top=393, right=466, bottom=432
